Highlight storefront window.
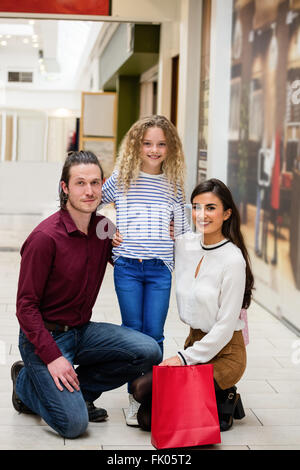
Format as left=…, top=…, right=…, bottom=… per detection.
left=228, top=0, right=300, bottom=332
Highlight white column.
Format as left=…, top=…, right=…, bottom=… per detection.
left=12, top=113, right=18, bottom=162
left=207, top=0, right=233, bottom=183
left=1, top=111, right=6, bottom=162
left=177, top=0, right=202, bottom=199
left=43, top=115, right=49, bottom=162
left=157, top=21, right=177, bottom=119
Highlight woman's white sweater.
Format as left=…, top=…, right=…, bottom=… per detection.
left=175, top=232, right=246, bottom=365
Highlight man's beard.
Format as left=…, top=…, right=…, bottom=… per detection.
left=67, top=195, right=98, bottom=214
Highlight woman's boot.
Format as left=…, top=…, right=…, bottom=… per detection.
left=216, top=385, right=245, bottom=431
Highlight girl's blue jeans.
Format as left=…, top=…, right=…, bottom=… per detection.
left=114, top=257, right=172, bottom=392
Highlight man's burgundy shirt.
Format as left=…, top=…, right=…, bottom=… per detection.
left=16, top=209, right=113, bottom=364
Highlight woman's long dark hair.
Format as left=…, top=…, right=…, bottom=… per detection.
left=191, top=178, right=254, bottom=309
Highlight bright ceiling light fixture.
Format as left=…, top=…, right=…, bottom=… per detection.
left=0, top=24, right=33, bottom=36
left=52, top=108, right=73, bottom=117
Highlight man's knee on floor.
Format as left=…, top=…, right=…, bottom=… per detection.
left=56, top=408, right=89, bottom=439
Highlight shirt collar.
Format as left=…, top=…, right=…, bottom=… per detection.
left=201, top=238, right=230, bottom=251
left=60, top=209, right=97, bottom=236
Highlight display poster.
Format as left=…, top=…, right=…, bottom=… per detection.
left=0, top=0, right=111, bottom=16
left=228, top=0, right=300, bottom=331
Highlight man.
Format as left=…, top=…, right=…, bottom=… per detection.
left=11, top=150, right=162, bottom=439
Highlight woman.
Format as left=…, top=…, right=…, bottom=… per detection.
left=132, top=178, right=254, bottom=432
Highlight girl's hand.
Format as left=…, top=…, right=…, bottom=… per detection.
left=112, top=230, right=123, bottom=247
left=159, top=356, right=183, bottom=366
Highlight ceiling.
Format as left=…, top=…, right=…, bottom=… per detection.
left=0, top=18, right=103, bottom=90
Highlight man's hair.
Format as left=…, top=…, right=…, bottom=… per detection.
left=59, top=150, right=104, bottom=209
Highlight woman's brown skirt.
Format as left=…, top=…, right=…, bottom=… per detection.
left=184, top=328, right=247, bottom=390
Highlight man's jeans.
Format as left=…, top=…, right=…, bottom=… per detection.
left=16, top=321, right=162, bottom=438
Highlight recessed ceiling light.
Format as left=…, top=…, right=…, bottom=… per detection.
left=0, top=24, right=33, bottom=37
left=1, top=40, right=7, bottom=46
left=23, top=38, right=29, bottom=44
left=33, top=43, right=39, bottom=48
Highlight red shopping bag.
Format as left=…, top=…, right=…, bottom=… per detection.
left=151, top=364, right=221, bottom=449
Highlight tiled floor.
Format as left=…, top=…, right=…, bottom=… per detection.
left=0, top=213, right=300, bottom=450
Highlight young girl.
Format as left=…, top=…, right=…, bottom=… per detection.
left=100, top=115, right=188, bottom=425
left=132, top=178, right=254, bottom=432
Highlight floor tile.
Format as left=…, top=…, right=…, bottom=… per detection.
left=266, top=381, right=300, bottom=394
left=242, top=393, right=300, bottom=409
left=249, top=445, right=300, bottom=450
left=103, top=445, right=154, bottom=450
left=252, top=409, right=300, bottom=426
left=0, top=425, right=64, bottom=450
left=64, top=424, right=153, bottom=448
left=220, top=426, right=300, bottom=446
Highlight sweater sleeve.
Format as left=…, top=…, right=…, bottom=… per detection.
left=178, top=257, right=246, bottom=365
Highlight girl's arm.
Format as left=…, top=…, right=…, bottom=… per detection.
left=100, top=171, right=117, bottom=206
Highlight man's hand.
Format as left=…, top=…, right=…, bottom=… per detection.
left=159, top=355, right=182, bottom=366
left=112, top=230, right=123, bottom=247
left=47, top=356, right=80, bottom=392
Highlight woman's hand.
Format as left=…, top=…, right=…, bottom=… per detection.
left=112, top=230, right=123, bottom=247
left=159, top=355, right=183, bottom=366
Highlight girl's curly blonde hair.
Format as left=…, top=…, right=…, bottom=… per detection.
left=116, top=115, right=186, bottom=197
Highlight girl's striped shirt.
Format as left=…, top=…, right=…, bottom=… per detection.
left=101, top=170, right=189, bottom=271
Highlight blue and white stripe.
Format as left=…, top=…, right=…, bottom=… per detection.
left=101, top=171, right=189, bottom=271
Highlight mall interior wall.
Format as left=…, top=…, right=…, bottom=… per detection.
left=0, top=0, right=206, bottom=213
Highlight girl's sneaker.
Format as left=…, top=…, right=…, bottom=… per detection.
left=126, top=393, right=140, bottom=426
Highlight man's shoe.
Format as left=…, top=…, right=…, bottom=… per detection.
left=86, top=401, right=108, bottom=422
left=125, top=393, right=140, bottom=426
left=11, top=360, right=35, bottom=414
